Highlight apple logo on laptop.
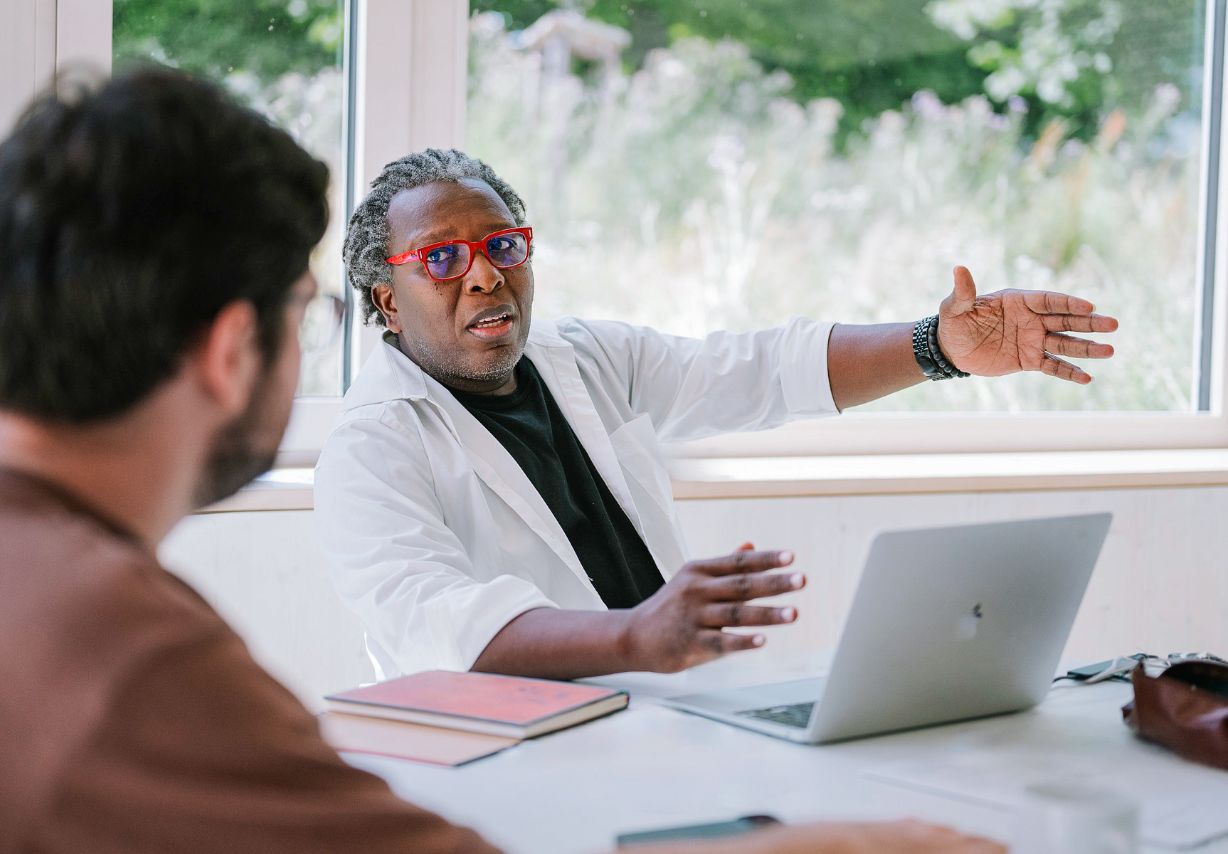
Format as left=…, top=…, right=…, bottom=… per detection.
left=956, top=603, right=984, bottom=640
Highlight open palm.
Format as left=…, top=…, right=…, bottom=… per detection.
left=936, top=266, right=1118, bottom=384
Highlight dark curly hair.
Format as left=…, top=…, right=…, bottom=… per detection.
left=0, top=67, right=329, bottom=423
left=343, top=148, right=526, bottom=326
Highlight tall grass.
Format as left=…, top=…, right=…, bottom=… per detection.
left=467, top=14, right=1201, bottom=412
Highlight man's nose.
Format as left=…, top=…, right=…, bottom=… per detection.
left=464, top=251, right=504, bottom=294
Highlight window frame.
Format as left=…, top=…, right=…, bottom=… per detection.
left=283, top=0, right=471, bottom=463
left=21, top=0, right=1228, bottom=463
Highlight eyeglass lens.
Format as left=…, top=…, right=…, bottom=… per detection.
left=424, top=232, right=529, bottom=280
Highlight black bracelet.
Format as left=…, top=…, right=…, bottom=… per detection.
left=912, top=315, right=969, bottom=381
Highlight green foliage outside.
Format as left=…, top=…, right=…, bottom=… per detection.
left=474, top=0, right=984, bottom=145
left=473, top=0, right=1203, bottom=144
left=113, top=0, right=1209, bottom=410
left=464, top=8, right=1203, bottom=412
left=113, top=0, right=341, bottom=83
left=116, top=0, right=1204, bottom=147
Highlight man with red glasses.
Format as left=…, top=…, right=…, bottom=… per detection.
left=317, top=148, right=1117, bottom=681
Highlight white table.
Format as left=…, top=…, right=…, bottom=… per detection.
left=346, top=660, right=1228, bottom=854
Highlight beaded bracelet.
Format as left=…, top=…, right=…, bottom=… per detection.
left=912, top=314, right=970, bottom=381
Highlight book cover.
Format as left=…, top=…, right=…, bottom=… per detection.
left=325, top=670, right=628, bottom=737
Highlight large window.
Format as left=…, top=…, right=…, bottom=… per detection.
left=467, top=0, right=1213, bottom=416
left=113, top=0, right=350, bottom=397
left=9, top=0, right=1228, bottom=459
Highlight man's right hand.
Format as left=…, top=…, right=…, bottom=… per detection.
left=622, top=547, right=804, bottom=673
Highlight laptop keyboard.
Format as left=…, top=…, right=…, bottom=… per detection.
left=736, top=701, right=815, bottom=728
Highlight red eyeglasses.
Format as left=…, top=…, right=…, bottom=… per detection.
left=386, top=226, right=534, bottom=282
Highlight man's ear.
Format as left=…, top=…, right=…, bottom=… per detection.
left=371, top=283, right=401, bottom=333
left=194, top=300, right=261, bottom=417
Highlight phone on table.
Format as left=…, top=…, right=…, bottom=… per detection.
left=616, top=814, right=781, bottom=847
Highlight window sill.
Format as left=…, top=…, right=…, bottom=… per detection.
left=197, top=448, right=1228, bottom=514
left=668, top=448, right=1228, bottom=499
left=201, top=468, right=317, bottom=513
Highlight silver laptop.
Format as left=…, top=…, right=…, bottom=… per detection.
left=664, top=513, right=1112, bottom=744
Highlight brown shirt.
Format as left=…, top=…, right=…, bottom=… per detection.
left=0, top=468, right=500, bottom=854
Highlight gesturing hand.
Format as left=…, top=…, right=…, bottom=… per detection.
left=624, top=546, right=804, bottom=673
left=937, top=265, right=1118, bottom=384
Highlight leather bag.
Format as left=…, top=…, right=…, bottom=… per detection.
left=1122, top=659, right=1228, bottom=771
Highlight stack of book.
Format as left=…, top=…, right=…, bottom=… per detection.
left=319, top=670, right=628, bottom=767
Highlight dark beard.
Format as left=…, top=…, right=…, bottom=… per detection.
left=192, top=388, right=279, bottom=508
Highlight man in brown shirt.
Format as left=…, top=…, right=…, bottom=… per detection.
left=0, top=467, right=498, bottom=853
left=0, top=69, right=1000, bottom=853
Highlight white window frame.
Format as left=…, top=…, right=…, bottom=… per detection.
left=11, top=0, right=1228, bottom=465
left=2, top=0, right=108, bottom=132
left=280, top=0, right=470, bottom=466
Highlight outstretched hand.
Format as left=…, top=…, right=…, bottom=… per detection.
left=624, top=542, right=803, bottom=673
left=937, top=266, right=1118, bottom=384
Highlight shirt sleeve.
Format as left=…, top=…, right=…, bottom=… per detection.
left=560, top=317, right=840, bottom=443
left=38, top=615, right=502, bottom=854
left=315, top=408, right=559, bottom=674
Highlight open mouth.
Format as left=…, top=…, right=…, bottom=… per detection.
left=467, top=312, right=514, bottom=339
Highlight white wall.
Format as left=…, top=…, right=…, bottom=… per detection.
left=161, top=485, right=1228, bottom=707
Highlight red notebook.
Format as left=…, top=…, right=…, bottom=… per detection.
left=324, top=671, right=628, bottom=738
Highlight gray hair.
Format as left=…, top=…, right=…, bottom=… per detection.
left=343, top=148, right=528, bottom=325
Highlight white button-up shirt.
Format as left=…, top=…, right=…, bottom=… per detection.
left=314, top=317, right=838, bottom=677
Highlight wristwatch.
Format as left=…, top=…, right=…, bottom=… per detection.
left=912, top=315, right=969, bottom=381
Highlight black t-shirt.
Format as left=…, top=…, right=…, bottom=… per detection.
left=450, top=357, right=665, bottom=609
